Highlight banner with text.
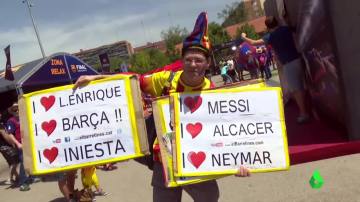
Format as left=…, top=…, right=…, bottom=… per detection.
left=171, top=87, right=289, bottom=177
left=152, top=98, right=225, bottom=187
left=19, top=75, right=148, bottom=175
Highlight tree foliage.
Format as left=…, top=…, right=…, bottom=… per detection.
left=208, top=22, right=231, bottom=46
left=92, top=56, right=129, bottom=73
left=218, top=2, right=247, bottom=27
left=235, top=23, right=260, bottom=40
left=161, top=25, right=188, bottom=61
left=109, top=57, right=128, bottom=71
left=129, top=48, right=170, bottom=74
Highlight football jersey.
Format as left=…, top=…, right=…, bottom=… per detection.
left=140, top=70, right=214, bottom=96
left=139, top=70, right=214, bottom=163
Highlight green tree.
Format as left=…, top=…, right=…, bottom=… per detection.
left=161, top=25, right=188, bottom=61
left=218, top=2, right=247, bottom=27
left=129, top=49, right=170, bottom=74
left=236, top=23, right=260, bottom=40
left=92, top=61, right=101, bottom=72
left=147, top=48, right=170, bottom=69
left=109, top=57, right=128, bottom=72
left=129, top=51, right=150, bottom=73
left=208, top=22, right=231, bottom=46
left=92, top=56, right=129, bottom=72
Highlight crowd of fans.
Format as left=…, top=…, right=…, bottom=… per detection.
left=219, top=45, right=276, bottom=85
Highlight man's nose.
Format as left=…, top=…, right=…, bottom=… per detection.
left=189, top=60, right=197, bottom=67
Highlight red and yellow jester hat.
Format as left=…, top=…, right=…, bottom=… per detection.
left=182, top=11, right=211, bottom=56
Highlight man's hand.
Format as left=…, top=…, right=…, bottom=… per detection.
left=235, top=166, right=250, bottom=177
left=73, top=75, right=100, bottom=90
left=241, top=32, right=247, bottom=39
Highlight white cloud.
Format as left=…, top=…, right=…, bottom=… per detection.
left=0, top=0, right=237, bottom=69
left=0, top=11, right=158, bottom=68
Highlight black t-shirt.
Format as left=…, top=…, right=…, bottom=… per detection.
left=262, top=26, right=300, bottom=64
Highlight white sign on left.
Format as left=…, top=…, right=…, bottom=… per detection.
left=20, top=78, right=143, bottom=174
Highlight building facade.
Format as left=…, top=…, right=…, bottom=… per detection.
left=134, top=40, right=167, bottom=53
left=74, top=40, right=134, bottom=68
left=244, top=0, right=264, bottom=21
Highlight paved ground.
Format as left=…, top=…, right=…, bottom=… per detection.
left=0, top=154, right=360, bottom=202
left=1, top=70, right=360, bottom=202
left=210, top=69, right=281, bottom=88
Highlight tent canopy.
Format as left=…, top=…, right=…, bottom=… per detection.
left=0, top=52, right=99, bottom=94
left=0, top=58, right=42, bottom=93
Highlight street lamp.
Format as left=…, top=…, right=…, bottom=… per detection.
left=22, top=0, right=46, bottom=58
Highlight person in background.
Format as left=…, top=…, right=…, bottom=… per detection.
left=256, top=47, right=266, bottom=79
left=246, top=50, right=260, bottom=79
left=220, top=61, right=233, bottom=84
left=0, top=111, right=20, bottom=185
left=57, top=170, right=78, bottom=201
left=97, top=163, right=117, bottom=171
left=120, top=62, right=128, bottom=73
left=262, top=46, right=273, bottom=79
left=234, top=53, right=244, bottom=81
left=6, top=103, right=31, bottom=191
left=257, top=47, right=272, bottom=79
left=226, top=58, right=238, bottom=82
left=263, top=47, right=272, bottom=79
left=267, top=45, right=276, bottom=70
left=241, top=16, right=310, bottom=123
left=81, top=166, right=108, bottom=197
left=235, top=45, right=250, bottom=81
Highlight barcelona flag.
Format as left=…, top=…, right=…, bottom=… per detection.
left=4, top=45, right=14, bottom=81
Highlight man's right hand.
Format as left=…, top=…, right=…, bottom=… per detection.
left=73, top=75, right=100, bottom=90
left=241, top=32, right=247, bottom=39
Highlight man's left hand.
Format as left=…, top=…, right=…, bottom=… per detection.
left=241, top=32, right=247, bottom=39
left=235, top=166, right=250, bottom=177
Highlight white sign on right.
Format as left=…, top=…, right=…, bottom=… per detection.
left=175, top=88, right=289, bottom=176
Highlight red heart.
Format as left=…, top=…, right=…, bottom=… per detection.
left=41, top=120, right=57, bottom=136
left=40, top=96, right=55, bottom=111
left=43, top=147, right=58, bottom=164
left=184, top=96, right=202, bottom=113
left=186, top=122, right=202, bottom=138
left=188, top=151, right=206, bottom=169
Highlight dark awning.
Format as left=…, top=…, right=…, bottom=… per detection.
left=0, top=52, right=99, bottom=94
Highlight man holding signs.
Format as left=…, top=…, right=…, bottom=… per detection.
left=75, top=12, right=250, bottom=202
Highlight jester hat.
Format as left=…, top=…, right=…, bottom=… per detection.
left=182, top=12, right=211, bottom=56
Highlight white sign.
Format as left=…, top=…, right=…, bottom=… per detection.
left=27, top=80, right=137, bottom=171
left=173, top=88, right=289, bottom=176
left=153, top=98, right=223, bottom=187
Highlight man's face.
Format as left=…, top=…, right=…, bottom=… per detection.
left=182, top=49, right=210, bottom=80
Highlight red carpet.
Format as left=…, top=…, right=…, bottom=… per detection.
left=285, top=101, right=360, bottom=165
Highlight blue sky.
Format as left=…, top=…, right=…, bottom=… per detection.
left=0, top=0, right=238, bottom=69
